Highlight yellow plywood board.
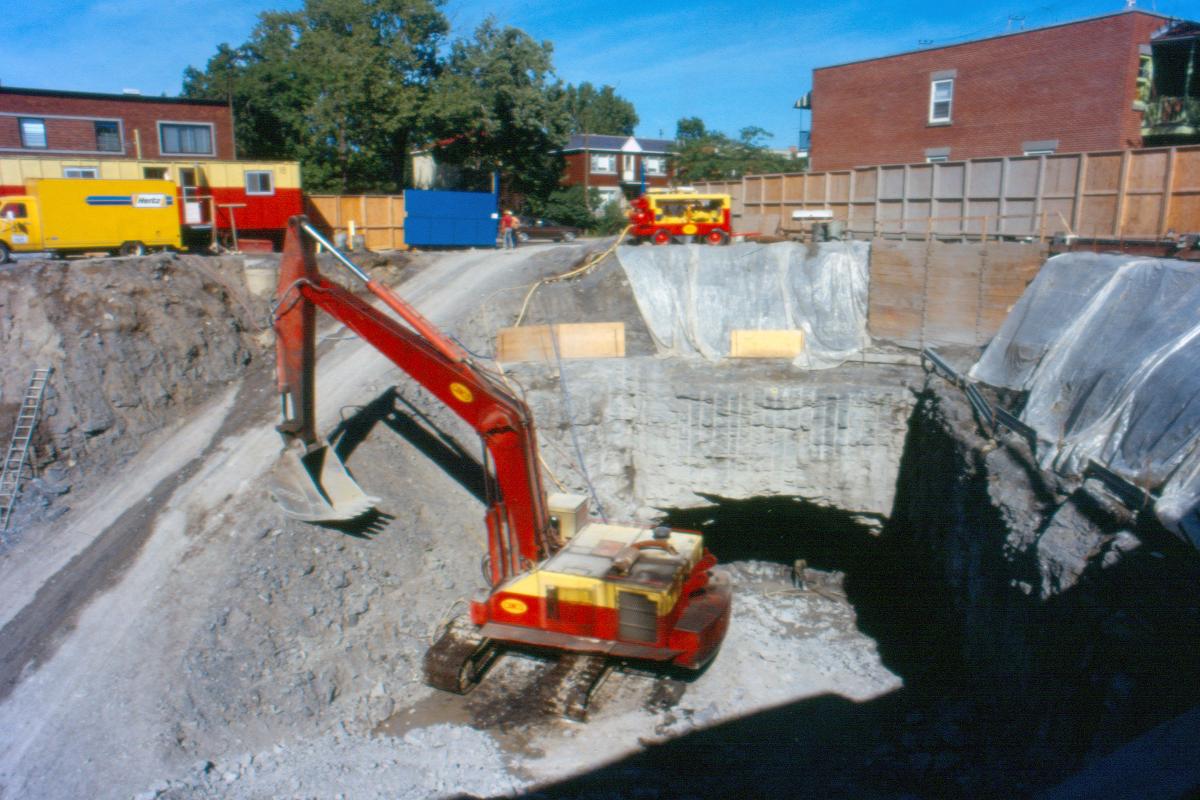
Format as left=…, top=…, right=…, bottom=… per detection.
left=729, top=329, right=805, bottom=358
left=496, top=322, right=625, bottom=363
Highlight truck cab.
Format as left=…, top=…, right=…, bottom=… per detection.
left=0, top=197, right=40, bottom=261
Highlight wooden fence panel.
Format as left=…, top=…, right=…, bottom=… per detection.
left=725, top=145, right=1198, bottom=241
left=305, top=194, right=405, bottom=250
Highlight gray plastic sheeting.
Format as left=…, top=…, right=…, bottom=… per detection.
left=616, top=240, right=871, bottom=369
left=970, top=253, right=1200, bottom=548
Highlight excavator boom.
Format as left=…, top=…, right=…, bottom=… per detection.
left=271, top=216, right=555, bottom=580
left=269, top=215, right=731, bottom=715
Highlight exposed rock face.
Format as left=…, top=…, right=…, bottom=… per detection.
left=508, top=357, right=920, bottom=525
left=0, top=255, right=265, bottom=501
left=890, top=380, right=1200, bottom=769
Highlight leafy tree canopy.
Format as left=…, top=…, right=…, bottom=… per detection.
left=184, top=0, right=448, bottom=193
left=551, top=82, right=638, bottom=136
left=672, top=117, right=803, bottom=182
left=428, top=18, right=571, bottom=200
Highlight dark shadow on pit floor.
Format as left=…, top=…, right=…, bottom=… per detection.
left=329, top=386, right=487, bottom=504
left=447, top=497, right=1200, bottom=800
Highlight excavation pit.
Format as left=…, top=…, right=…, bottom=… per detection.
left=1, top=242, right=1198, bottom=798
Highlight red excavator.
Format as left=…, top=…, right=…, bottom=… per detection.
left=269, top=216, right=730, bottom=717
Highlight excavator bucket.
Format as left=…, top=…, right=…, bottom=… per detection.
left=268, top=217, right=379, bottom=523
left=268, top=441, right=380, bottom=523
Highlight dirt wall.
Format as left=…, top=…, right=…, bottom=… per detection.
left=0, top=254, right=268, bottom=530
left=886, top=379, right=1200, bottom=788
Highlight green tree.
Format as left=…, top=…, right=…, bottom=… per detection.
left=551, top=82, right=638, bottom=136
left=671, top=117, right=802, bottom=182
left=525, top=185, right=596, bottom=228
left=429, top=19, right=571, bottom=201
left=183, top=0, right=448, bottom=193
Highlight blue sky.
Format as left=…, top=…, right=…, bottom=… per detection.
left=2, top=0, right=1193, bottom=147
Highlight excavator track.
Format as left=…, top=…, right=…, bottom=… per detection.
left=540, top=653, right=613, bottom=721
left=423, top=616, right=498, bottom=694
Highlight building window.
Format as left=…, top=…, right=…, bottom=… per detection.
left=143, top=167, right=168, bottom=180
left=63, top=167, right=99, bottom=178
left=245, top=170, right=274, bottom=195
left=926, top=155, right=948, bottom=163
left=1022, top=139, right=1058, bottom=157
left=94, top=121, right=121, bottom=152
left=644, top=156, right=666, bottom=176
left=159, top=122, right=214, bottom=155
left=929, top=79, right=954, bottom=124
left=590, top=153, right=616, bottom=174
left=19, top=118, right=47, bottom=148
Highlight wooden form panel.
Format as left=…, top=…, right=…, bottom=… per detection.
left=868, top=240, right=1048, bottom=348
left=867, top=240, right=929, bottom=346
left=730, top=330, right=805, bottom=358
left=979, top=243, right=1044, bottom=334
left=923, top=242, right=982, bottom=346
left=496, top=323, right=625, bottom=363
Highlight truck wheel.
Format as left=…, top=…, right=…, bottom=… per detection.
left=0, top=242, right=9, bottom=263
left=706, top=230, right=730, bottom=246
left=118, top=241, right=146, bottom=257
left=652, top=229, right=672, bottom=245
left=560, top=231, right=577, bottom=242
left=516, top=231, right=530, bottom=243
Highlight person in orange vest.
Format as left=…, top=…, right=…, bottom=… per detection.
left=500, top=210, right=519, bottom=250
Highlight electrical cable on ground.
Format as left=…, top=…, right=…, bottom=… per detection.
left=513, top=226, right=631, bottom=327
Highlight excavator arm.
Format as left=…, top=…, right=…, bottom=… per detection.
left=271, top=216, right=557, bottom=583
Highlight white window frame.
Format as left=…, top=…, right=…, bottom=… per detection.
left=244, top=170, right=275, bottom=195
left=929, top=79, right=954, bottom=124
left=19, top=118, right=47, bottom=148
left=63, top=166, right=99, bottom=178
left=925, top=155, right=949, bottom=163
left=643, top=156, right=666, bottom=176
left=157, top=121, right=215, bottom=156
left=589, top=153, right=616, bottom=174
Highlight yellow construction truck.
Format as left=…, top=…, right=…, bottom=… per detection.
left=0, top=178, right=182, bottom=262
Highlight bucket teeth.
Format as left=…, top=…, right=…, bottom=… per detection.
left=268, top=444, right=379, bottom=522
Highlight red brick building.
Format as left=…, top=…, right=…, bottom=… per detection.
left=560, top=134, right=674, bottom=205
left=805, top=10, right=1177, bottom=171
left=0, top=86, right=234, bottom=161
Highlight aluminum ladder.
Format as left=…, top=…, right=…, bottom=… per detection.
left=0, top=367, right=53, bottom=538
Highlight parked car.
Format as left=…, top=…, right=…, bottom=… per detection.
left=516, top=217, right=581, bottom=243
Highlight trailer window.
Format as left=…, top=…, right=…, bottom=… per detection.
left=245, top=170, right=274, bottom=195
left=95, top=121, right=121, bottom=153
left=159, top=123, right=214, bottom=156
left=1, top=203, right=28, bottom=219
left=19, top=118, right=47, bottom=149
